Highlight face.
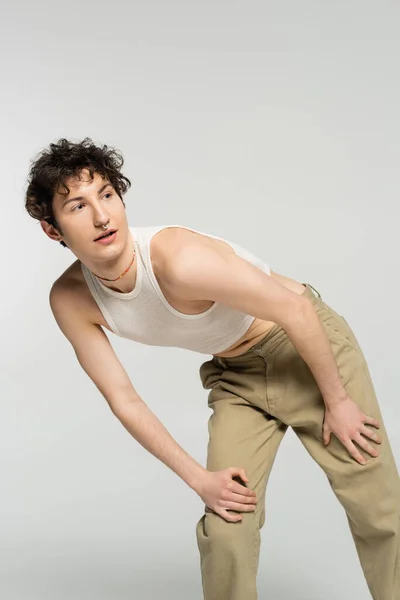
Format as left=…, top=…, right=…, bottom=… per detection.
left=41, top=168, right=129, bottom=263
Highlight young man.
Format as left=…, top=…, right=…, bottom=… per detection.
left=25, top=138, right=400, bottom=600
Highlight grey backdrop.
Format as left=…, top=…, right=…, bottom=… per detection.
left=1, top=1, right=399, bottom=599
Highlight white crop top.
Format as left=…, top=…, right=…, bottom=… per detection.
left=80, top=224, right=271, bottom=355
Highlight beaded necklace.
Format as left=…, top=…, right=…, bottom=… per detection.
left=92, top=250, right=136, bottom=282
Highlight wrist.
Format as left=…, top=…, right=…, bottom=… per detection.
left=323, top=391, right=348, bottom=409
left=187, top=464, right=208, bottom=494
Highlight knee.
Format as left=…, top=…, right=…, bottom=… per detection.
left=196, top=509, right=260, bottom=553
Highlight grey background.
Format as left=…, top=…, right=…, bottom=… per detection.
left=1, top=1, right=399, bottom=599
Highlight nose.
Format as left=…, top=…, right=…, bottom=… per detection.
left=95, top=216, right=110, bottom=228
left=93, top=206, right=110, bottom=228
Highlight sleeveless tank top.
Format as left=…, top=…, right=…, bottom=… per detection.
left=80, top=224, right=271, bottom=355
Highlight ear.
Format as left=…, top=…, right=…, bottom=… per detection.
left=40, top=219, right=64, bottom=243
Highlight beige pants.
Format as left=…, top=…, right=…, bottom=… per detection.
left=196, top=284, right=400, bottom=600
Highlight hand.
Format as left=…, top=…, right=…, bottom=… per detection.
left=323, top=395, right=381, bottom=464
left=196, top=467, right=258, bottom=522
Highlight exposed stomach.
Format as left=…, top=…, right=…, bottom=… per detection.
left=213, top=271, right=307, bottom=358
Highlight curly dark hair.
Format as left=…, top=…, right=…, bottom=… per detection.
left=24, top=137, right=131, bottom=247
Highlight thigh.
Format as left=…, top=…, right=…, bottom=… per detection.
left=270, top=304, right=400, bottom=518
left=270, top=300, right=386, bottom=440
left=199, top=358, right=288, bottom=523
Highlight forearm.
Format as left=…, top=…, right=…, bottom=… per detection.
left=283, top=299, right=347, bottom=408
left=111, top=398, right=207, bottom=492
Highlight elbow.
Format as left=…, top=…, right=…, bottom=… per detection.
left=278, top=295, right=312, bottom=333
left=108, top=390, right=143, bottom=416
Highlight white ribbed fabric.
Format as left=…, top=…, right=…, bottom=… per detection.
left=80, top=224, right=271, bottom=355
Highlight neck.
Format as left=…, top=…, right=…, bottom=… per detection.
left=99, top=258, right=137, bottom=293
left=85, top=228, right=137, bottom=294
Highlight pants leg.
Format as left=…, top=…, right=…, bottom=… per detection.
left=266, top=287, right=400, bottom=600
left=196, top=355, right=288, bottom=600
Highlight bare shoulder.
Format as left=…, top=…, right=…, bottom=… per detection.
left=53, top=258, right=84, bottom=289
left=151, top=226, right=234, bottom=275
left=151, top=227, right=306, bottom=303
left=50, top=259, right=102, bottom=326
left=152, top=228, right=283, bottom=284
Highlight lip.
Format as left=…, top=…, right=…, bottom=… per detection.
left=95, top=230, right=117, bottom=245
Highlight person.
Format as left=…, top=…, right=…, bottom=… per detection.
left=25, top=137, right=400, bottom=600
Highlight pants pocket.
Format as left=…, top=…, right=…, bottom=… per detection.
left=199, top=358, right=227, bottom=390
left=317, top=305, right=359, bottom=352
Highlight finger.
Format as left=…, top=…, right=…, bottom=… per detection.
left=355, top=433, right=379, bottom=458
left=219, top=509, right=242, bottom=523
left=239, top=468, right=249, bottom=483
left=323, top=429, right=331, bottom=445
left=222, top=501, right=257, bottom=512
left=343, top=439, right=367, bottom=465
left=231, top=482, right=257, bottom=497
left=229, top=467, right=249, bottom=483
left=228, top=491, right=258, bottom=505
left=360, top=425, right=382, bottom=444
left=363, top=415, right=380, bottom=429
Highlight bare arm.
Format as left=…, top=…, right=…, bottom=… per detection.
left=49, top=282, right=207, bottom=492
left=168, top=242, right=346, bottom=408
left=167, top=237, right=382, bottom=466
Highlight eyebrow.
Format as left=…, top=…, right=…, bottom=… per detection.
left=62, top=182, right=112, bottom=207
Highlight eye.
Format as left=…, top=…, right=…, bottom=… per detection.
left=72, top=203, right=84, bottom=212
left=103, top=192, right=113, bottom=199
